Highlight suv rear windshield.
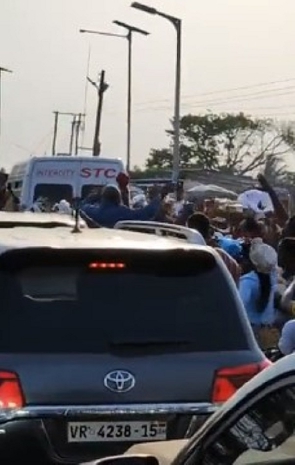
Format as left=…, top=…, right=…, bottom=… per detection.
left=0, top=248, right=248, bottom=353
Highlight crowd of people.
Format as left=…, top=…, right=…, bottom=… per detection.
left=2, top=169, right=295, bottom=356
left=79, top=172, right=295, bottom=356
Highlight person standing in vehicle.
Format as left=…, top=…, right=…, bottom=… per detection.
left=81, top=184, right=163, bottom=228
left=239, top=238, right=278, bottom=350
left=116, top=172, right=130, bottom=207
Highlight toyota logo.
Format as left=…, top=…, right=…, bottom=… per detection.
left=103, top=370, right=136, bottom=393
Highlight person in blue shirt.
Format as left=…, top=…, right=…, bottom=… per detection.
left=279, top=319, right=295, bottom=355
left=239, top=238, right=279, bottom=350
left=278, top=279, right=295, bottom=355
left=218, top=236, right=242, bottom=261
left=81, top=184, right=162, bottom=228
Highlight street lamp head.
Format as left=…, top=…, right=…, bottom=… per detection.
left=131, top=2, right=157, bottom=14
left=79, top=28, right=126, bottom=38
left=0, top=66, right=13, bottom=74
left=131, top=3, right=181, bottom=27
left=113, top=20, right=149, bottom=36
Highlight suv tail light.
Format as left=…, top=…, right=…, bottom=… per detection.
left=0, top=371, right=25, bottom=409
left=212, top=359, right=272, bottom=403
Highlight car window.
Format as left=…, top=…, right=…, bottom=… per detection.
left=0, top=248, right=248, bottom=353
left=33, top=183, right=73, bottom=205
left=81, top=184, right=104, bottom=200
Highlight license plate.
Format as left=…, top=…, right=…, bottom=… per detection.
left=67, top=421, right=167, bottom=443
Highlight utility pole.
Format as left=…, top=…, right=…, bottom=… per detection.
left=52, top=111, right=81, bottom=156
left=69, top=115, right=77, bottom=156
left=75, top=113, right=83, bottom=155
left=52, top=111, right=59, bottom=155
left=88, top=70, right=109, bottom=157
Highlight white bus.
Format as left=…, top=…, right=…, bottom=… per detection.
left=8, top=156, right=126, bottom=209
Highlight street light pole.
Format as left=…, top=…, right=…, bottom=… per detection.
left=127, top=31, right=132, bottom=171
left=131, top=3, right=182, bottom=183
left=80, top=24, right=149, bottom=171
left=113, top=21, right=149, bottom=172
left=174, top=19, right=181, bottom=184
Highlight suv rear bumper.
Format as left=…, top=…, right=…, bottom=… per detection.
left=0, top=403, right=218, bottom=463
left=0, top=402, right=218, bottom=421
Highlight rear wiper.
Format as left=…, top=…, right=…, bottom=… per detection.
left=110, top=340, right=191, bottom=347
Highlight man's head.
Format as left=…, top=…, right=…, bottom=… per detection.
left=101, top=185, right=122, bottom=206
left=239, top=217, right=264, bottom=240
left=187, top=212, right=211, bottom=241
left=116, top=172, right=130, bottom=190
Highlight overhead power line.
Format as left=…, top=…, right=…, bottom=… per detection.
left=182, top=87, right=295, bottom=108
left=105, top=79, right=295, bottom=115
left=126, top=88, right=295, bottom=113
left=132, top=76, right=295, bottom=108
left=134, top=85, right=295, bottom=111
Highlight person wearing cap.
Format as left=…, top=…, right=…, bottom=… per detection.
left=239, top=238, right=279, bottom=350
left=81, top=184, right=162, bottom=228
left=237, top=217, right=267, bottom=274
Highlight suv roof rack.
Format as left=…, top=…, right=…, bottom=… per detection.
left=114, top=221, right=206, bottom=245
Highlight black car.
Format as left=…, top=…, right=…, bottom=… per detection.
left=0, top=224, right=270, bottom=464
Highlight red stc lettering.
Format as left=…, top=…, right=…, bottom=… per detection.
left=104, top=169, right=116, bottom=178
left=93, top=168, right=105, bottom=178
left=80, top=168, right=117, bottom=179
left=80, top=168, right=91, bottom=178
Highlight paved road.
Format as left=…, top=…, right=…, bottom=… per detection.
left=126, top=437, right=295, bottom=464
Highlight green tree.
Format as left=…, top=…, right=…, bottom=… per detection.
left=145, top=113, right=294, bottom=176
left=145, top=148, right=172, bottom=171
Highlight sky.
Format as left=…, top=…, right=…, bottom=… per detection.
left=1, top=0, right=295, bottom=171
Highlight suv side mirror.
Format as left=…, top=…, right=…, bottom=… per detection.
left=81, top=455, right=159, bottom=465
